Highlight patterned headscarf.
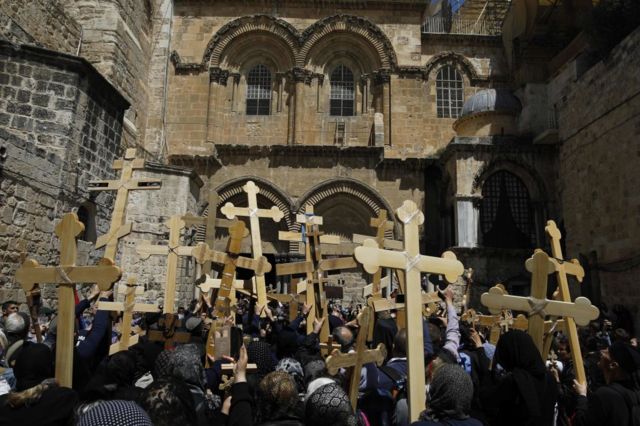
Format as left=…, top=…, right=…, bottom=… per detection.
left=276, top=357, right=305, bottom=393
left=304, top=382, right=357, bottom=426
left=422, top=363, right=472, bottom=421
left=172, top=344, right=207, bottom=390
left=247, top=340, right=275, bottom=379
left=77, top=400, right=153, bottom=426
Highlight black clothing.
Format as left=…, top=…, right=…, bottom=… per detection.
left=574, top=380, right=640, bottom=426
left=0, top=386, right=78, bottom=426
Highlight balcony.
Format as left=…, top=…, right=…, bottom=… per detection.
left=422, top=16, right=502, bottom=36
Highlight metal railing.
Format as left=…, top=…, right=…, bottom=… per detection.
left=422, top=16, right=501, bottom=36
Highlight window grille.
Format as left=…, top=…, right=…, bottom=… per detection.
left=330, top=65, right=355, bottom=117
left=480, top=171, right=534, bottom=248
left=246, top=64, right=272, bottom=115
left=436, top=66, right=463, bottom=118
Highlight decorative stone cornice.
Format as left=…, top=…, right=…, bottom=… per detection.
left=170, top=51, right=206, bottom=75
left=373, top=68, right=391, bottom=84
left=209, top=67, right=230, bottom=85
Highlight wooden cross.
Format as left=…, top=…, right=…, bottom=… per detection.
left=97, top=276, right=159, bottom=355
left=354, top=200, right=464, bottom=422
left=545, top=220, right=589, bottom=385
left=276, top=205, right=357, bottom=342
left=190, top=221, right=272, bottom=364
left=15, top=213, right=122, bottom=387
left=481, top=250, right=599, bottom=356
left=88, top=148, right=162, bottom=261
left=220, top=181, right=284, bottom=315
left=136, top=215, right=193, bottom=349
left=325, top=306, right=386, bottom=410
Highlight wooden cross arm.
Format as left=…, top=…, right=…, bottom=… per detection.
left=136, top=242, right=193, bottom=260
left=192, top=243, right=228, bottom=265
left=191, top=243, right=271, bottom=275
left=276, top=260, right=313, bottom=276
left=15, top=258, right=121, bottom=292
left=353, top=233, right=403, bottom=250
left=147, top=330, right=192, bottom=344
left=318, top=256, right=358, bottom=272
left=221, top=203, right=284, bottom=222
left=372, top=292, right=441, bottom=312
left=95, top=222, right=133, bottom=249
left=550, top=258, right=585, bottom=282
left=87, top=178, right=162, bottom=191
left=354, top=240, right=464, bottom=283
left=198, top=277, right=246, bottom=293
left=279, top=231, right=340, bottom=245
left=97, top=301, right=160, bottom=313
left=181, top=213, right=233, bottom=229
left=296, top=213, right=323, bottom=225
left=481, top=289, right=600, bottom=326
left=325, top=344, right=387, bottom=375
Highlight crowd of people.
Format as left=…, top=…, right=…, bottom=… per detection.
left=0, top=286, right=639, bottom=426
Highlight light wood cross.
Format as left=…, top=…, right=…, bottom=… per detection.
left=136, top=215, right=193, bottom=349
left=97, top=276, right=160, bottom=355
left=545, top=220, right=589, bottom=385
left=15, top=213, right=122, bottom=387
left=190, top=221, right=272, bottom=364
left=354, top=200, right=465, bottom=422
left=481, top=250, right=599, bottom=357
left=277, top=205, right=357, bottom=342
left=325, top=306, right=387, bottom=410
left=220, top=181, right=284, bottom=315
left=88, top=148, right=162, bottom=261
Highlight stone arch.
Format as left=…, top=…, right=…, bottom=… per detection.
left=294, top=178, right=397, bottom=242
left=196, top=177, right=294, bottom=254
left=425, top=51, right=482, bottom=83
left=203, top=15, right=300, bottom=69
left=299, top=15, right=397, bottom=69
left=472, top=157, right=547, bottom=202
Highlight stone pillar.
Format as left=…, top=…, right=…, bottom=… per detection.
left=206, top=67, right=228, bottom=142
left=292, top=67, right=307, bottom=145
left=454, top=196, right=480, bottom=248
left=375, top=69, right=391, bottom=146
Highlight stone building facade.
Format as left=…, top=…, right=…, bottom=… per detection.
left=0, top=0, right=639, bottom=329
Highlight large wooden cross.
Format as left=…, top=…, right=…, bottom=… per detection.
left=277, top=205, right=357, bottom=341
left=481, top=250, right=599, bottom=357
left=97, top=276, right=159, bottom=355
left=190, top=221, right=272, bottom=364
left=354, top=200, right=464, bottom=422
left=88, top=148, right=162, bottom=261
left=545, top=220, right=589, bottom=384
left=15, top=213, right=122, bottom=387
left=325, top=306, right=386, bottom=410
left=220, top=181, right=284, bottom=315
left=136, top=215, right=193, bottom=349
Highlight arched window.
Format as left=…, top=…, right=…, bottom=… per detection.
left=246, top=64, right=272, bottom=115
left=480, top=171, right=534, bottom=248
left=436, top=66, right=463, bottom=118
left=330, top=65, right=355, bottom=117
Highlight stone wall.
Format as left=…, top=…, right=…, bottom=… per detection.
left=0, top=41, right=129, bottom=308
left=0, top=0, right=81, bottom=55
left=554, top=27, right=640, bottom=326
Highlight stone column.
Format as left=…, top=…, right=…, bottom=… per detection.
left=375, top=69, right=391, bottom=146
left=206, top=68, right=228, bottom=142
left=454, top=195, right=481, bottom=248
left=292, top=67, right=307, bottom=145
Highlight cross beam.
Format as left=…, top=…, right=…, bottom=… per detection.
left=88, top=148, right=161, bottom=261
left=354, top=200, right=464, bottom=422
left=325, top=306, right=386, bottom=410
left=15, top=213, right=122, bottom=387
left=220, top=181, right=284, bottom=315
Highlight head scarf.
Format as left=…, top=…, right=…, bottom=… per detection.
left=304, top=382, right=357, bottom=426
left=609, top=341, right=640, bottom=374
left=153, top=350, right=174, bottom=379
left=304, top=359, right=327, bottom=387
left=276, top=357, right=305, bottom=393
left=422, top=364, right=472, bottom=421
left=495, top=330, right=547, bottom=416
left=13, top=343, right=53, bottom=391
left=258, top=371, right=300, bottom=421
left=77, top=400, right=153, bottom=426
left=140, top=378, right=197, bottom=426
left=172, top=344, right=207, bottom=390
left=247, top=340, right=275, bottom=379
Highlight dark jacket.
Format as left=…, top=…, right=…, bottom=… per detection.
left=573, top=380, right=638, bottom=426
left=0, top=386, right=78, bottom=426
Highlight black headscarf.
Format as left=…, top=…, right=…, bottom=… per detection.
left=494, top=330, right=547, bottom=416
left=13, top=343, right=54, bottom=391
left=304, top=382, right=357, bottom=426
left=247, top=340, right=276, bottom=380
left=422, top=364, right=473, bottom=421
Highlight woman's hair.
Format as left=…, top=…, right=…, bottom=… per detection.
left=5, top=379, right=56, bottom=408
left=257, top=371, right=299, bottom=422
